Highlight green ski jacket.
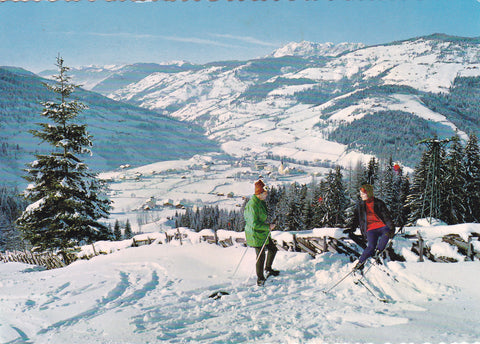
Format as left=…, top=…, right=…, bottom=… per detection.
left=244, top=195, right=270, bottom=247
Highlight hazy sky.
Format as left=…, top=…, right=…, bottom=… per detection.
left=1, top=0, right=480, bottom=73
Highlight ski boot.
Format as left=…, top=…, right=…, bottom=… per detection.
left=266, top=268, right=280, bottom=278
left=352, top=261, right=365, bottom=276
left=257, top=277, right=266, bottom=286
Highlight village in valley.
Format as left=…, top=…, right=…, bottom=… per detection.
left=101, top=153, right=330, bottom=233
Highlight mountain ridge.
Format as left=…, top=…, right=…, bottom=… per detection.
left=6, top=33, right=480, bottom=184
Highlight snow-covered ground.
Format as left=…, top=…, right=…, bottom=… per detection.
left=1, top=224, right=479, bottom=343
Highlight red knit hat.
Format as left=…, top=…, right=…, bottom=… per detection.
left=255, top=179, right=267, bottom=195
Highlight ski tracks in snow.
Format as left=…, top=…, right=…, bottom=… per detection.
left=125, top=256, right=452, bottom=343
left=0, top=249, right=459, bottom=344
left=0, top=261, right=165, bottom=343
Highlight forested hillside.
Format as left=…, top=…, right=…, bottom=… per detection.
left=0, top=66, right=219, bottom=187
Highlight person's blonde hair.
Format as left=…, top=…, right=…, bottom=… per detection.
left=360, top=184, right=374, bottom=198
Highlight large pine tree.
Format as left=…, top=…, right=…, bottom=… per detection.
left=464, top=133, right=480, bottom=222
left=365, top=157, right=379, bottom=185
left=378, top=157, right=396, bottom=207
left=443, top=134, right=467, bottom=224
left=17, top=56, right=111, bottom=252
left=310, top=180, right=327, bottom=228
left=113, top=220, right=122, bottom=241
left=406, top=138, right=448, bottom=224
left=321, top=166, right=348, bottom=227
left=284, top=183, right=305, bottom=231
left=124, top=219, right=133, bottom=239
left=394, top=171, right=410, bottom=228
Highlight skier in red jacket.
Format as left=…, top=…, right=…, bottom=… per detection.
left=350, top=184, right=395, bottom=271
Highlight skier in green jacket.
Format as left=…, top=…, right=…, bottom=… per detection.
left=244, top=179, right=279, bottom=286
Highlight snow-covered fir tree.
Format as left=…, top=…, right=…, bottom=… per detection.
left=443, top=134, right=467, bottom=224
left=352, top=160, right=368, bottom=190
left=310, top=180, right=327, bottom=228
left=378, top=157, right=396, bottom=206
left=321, top=166, right=348, bottom=227
left=16, top=56, right=111, bottom=252
left=301, top=183, right=315, bottom=230
left=366, top=157, right=380, bottom=185
left=406, top=137, right=448, bottom=224
left=283, top=183, right=305, bottom=231
left=272, top=185, right=288, bottom=230
left=0, top=185, right=27, bottom=250
left=393, top=171, right=410, bottom=228
left=124, top=219, right=133, bottom=239
left=265, top=185, right=280, bottom=223
left=113, top=220, right=122, bottom=241
left=464, top=133, right=480, bottom=222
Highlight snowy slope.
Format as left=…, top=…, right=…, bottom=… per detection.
left=287, top=36, right=480, bottom=92
left=1, top=224, right=479, bottom=343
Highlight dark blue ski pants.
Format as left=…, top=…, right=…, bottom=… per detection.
left=359, top=226, right=390, bottom=263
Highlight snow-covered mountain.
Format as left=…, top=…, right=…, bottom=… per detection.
left=19, top=34, right=480, bottom=181
left=38, top=61, right=200, bottom=94
left=38, top=64, right=126, bottom=90
left=269, top=40, right=365, bottom=58
left=4, top=34, right=480, bottom=186
left=79, top=34, right=480, bottom=169
left=288, top=34, right=480, bottom=93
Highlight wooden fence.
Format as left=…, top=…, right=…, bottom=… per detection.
left=412, top=232, right=480, bottom=262
left=0, top=250, right=66, bottom=270
left=2, top=230, right=478, bottom=271
left=147, top=230, right=480, bottom=263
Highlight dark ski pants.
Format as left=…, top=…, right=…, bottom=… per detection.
left=359, top=226, right=390, bottom=263
left=255, top=240, right=278, bottom=279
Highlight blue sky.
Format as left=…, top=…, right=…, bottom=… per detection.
left=1, top=0, right=480, bottom=73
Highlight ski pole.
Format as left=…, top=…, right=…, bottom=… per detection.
left=323, top=268, right=356, bottom=294
left=255, top=231, right=271, bottom=264
left=210, top=236, right=265, bottom=299
left=210, top=225, right=275, bottom=299
left=324, top=226, right=403, bottom=295
left=209, top=246, right=250, bottom=299
left=231, top=245, right=249, bottom=279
